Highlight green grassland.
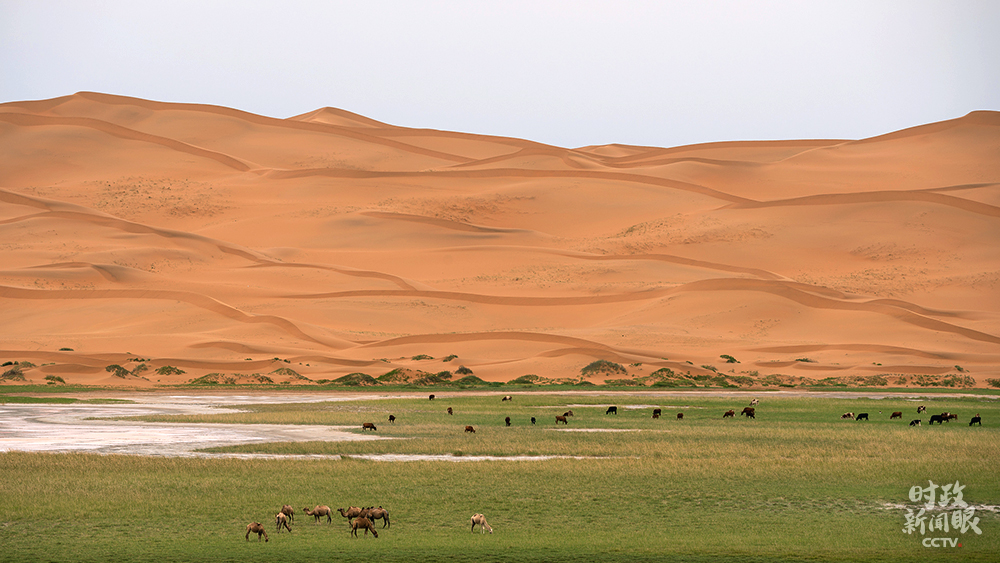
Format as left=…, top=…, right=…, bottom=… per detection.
left=1, top=391, right=998, bottom=562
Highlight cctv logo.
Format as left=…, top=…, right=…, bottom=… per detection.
left=922, top=538, right=961, bottom=548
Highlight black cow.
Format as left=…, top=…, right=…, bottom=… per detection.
left=855, top=413, right=869, bottom=421
left=929, top=414, right=945, bottom=425
left=606, top=406, right=618, bottom=415
left=530, top=417, right=536, bottom=425
left=970, top=416, right=982, bottom=426
left=505, top=416, right=511, bottom=427
left=741, top=407, right=755, bottom=419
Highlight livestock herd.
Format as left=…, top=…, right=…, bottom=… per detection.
left=245, top=503, right=394, bottom=542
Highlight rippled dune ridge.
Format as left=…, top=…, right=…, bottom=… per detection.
left=1, top=93, right=998, bottom=387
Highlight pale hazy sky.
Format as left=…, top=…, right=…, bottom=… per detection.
left=1, top=0, right=998, bottom=148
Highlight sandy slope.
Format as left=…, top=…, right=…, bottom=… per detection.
left=1, top=92, right=998, bottom=387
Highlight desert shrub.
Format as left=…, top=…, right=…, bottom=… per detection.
left=453, top=375, right=488, bottom=386
left=720, top=354, right=739, bottom=363
left=986, top=378, right=1000, bottom=388
left=105, top=365, right=130, bottom=378
left=794, top=358, right=815, bottom=363
left=44, top=375, right=65, bottom=384
left=508, top=374, right=541, bottom=385
left=455, top=365, right=473, bottom=375
left=1, top=367, right=25, bottom=381
left=435, top=371, right=453, bottom=380
left=581, top=360, right=626, bottom=376
left=378, top=369, right=410, bottom=383
left=412, top=354, right=434, bottom=361
left=604, top=378, right=644, bottom=386
left=131, top=363, right=148, bottom=375
left=650, top=367, right=676, bottom=378
left=331, top=373, right=379, bottom=386
left=270, top=367, right=300, bottom=377
left=59, top=347, right=73, bottom=351
left=442, top=355, right=458, bottom=362
left=155, top=366, right=186, bottom=376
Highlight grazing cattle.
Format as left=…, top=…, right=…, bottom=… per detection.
left=855, top=413, right=869, bottom=421
left=351, top=517, right=378, bottom=538
left=676, top=413, right=684, bottom=420
left=388, top=414, right=396, bottom=424
left=530, top=417, right=536, bottom=425
left=890, top=412, right=902, bottom=420
left=723, top=410, right=735, bottom=418
left=909, top=419, right=921, bottom=426
left=741, top=407, right=755, bottom=419
left=429, top=394, right=435, bottom=400
left=841, top=412, right=855, bottom=420
left=563, top=410, right=574, bottom=417
left=276, top=512, right=292, bottom=533
left=555, top=415, right=568, bottom=424
left=652, top=408, right=662, bottom=417
left=465, top=425, right=476, bottom=433
left=362, top=422, right=377, bottom=431
left=969, top=415, right=982, bottom=426
left=750, top=398, right=759, bottom=406
left=505, top=416, right=511, bottom=427
left=942, top=413, right=958, bottom=422
left=502, top=395, right=512, bottom=402
left=606, top=406, right=618, bottom=415
left=917, top=405, right=926, bottom=413
left=929, top=414, right=945, bottom=425
left=246, top=522, right=269, bottom=542
left=447, top=407, right=453, bottom=415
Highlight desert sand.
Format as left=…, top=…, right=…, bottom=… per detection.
left=1, top=92, right=998, bottom=388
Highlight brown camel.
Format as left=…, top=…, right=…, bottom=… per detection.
left=351, top=517, right=379, bottom=538
left=303, top=505, right=333, bottom=523
left=365, top=506, right=390, bottom=528
left=280, top=504, right=294, bottom=523
left=245, top=522, right=269, bottom=542
left=338, top=506, right=363, bottom=523
left=471, top=513, right=493, bottom=534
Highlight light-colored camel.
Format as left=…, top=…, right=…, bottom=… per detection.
left=280, top=504, right=294, bottom=523
left=303, top=505, right=333, bottom=523
left=471, top=513, right=493, bottom=534
left=245, top=522, right=269, bottom=542
left=351, top=517, right=379, bottom=538
left=275, top=512, right=292, bottom=533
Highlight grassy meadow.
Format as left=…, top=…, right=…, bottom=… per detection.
left=1, top=390, right=998, bottom=562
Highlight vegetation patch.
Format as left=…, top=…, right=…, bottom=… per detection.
left=330, top=372, right=380, bottom=386
left=186, top=373, right=275, bottom=385
left=1, top=366, right=26, bottom=381
left=581, top=359, right=626, bottom=376
left=154, top=366, right=186, bottom=376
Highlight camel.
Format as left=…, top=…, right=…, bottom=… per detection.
left=245, top=522, right=269, bottom=542
left=280, top=504, right=294, bottom=523
left=275, top=512, right=292, bottom=533
left=471, top=513, right=493, bottom=534
left=303, top=505, right=333, bottom=523
left=338, top=506, right=363, bottom=523
left=351, top=517, right=379, bottom=538
left=365, top=506, right=390, bottom=528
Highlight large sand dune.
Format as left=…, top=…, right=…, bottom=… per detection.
left=2, top=93, right=998, bottom=387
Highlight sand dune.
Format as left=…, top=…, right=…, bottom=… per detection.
left=1, top=92, right=998, bottom=387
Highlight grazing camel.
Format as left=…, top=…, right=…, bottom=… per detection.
left=280, top=504, right=295, bottom=523
left=465, top=425, right=476, bottom=433
left=245, top=522, right=269, bottom=542
left=365, top=506, right=390, bottom=528
left=275, top=512, right=292, bottom=533
left=471, top=513, right=493, bottom=534
left=723, top=410, right=735, bottom=418
left=555, top=415, right=568, bottom=424
left=362, top=422, right=377, bottom=431
left=303, top=505, right=333, bottom=523
left=351, top=517, right=379, bottom=538
left=388, top=414, right=396, bottom=423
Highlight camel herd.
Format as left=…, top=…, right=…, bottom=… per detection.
left=245, top=503, right=493, bottom=543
